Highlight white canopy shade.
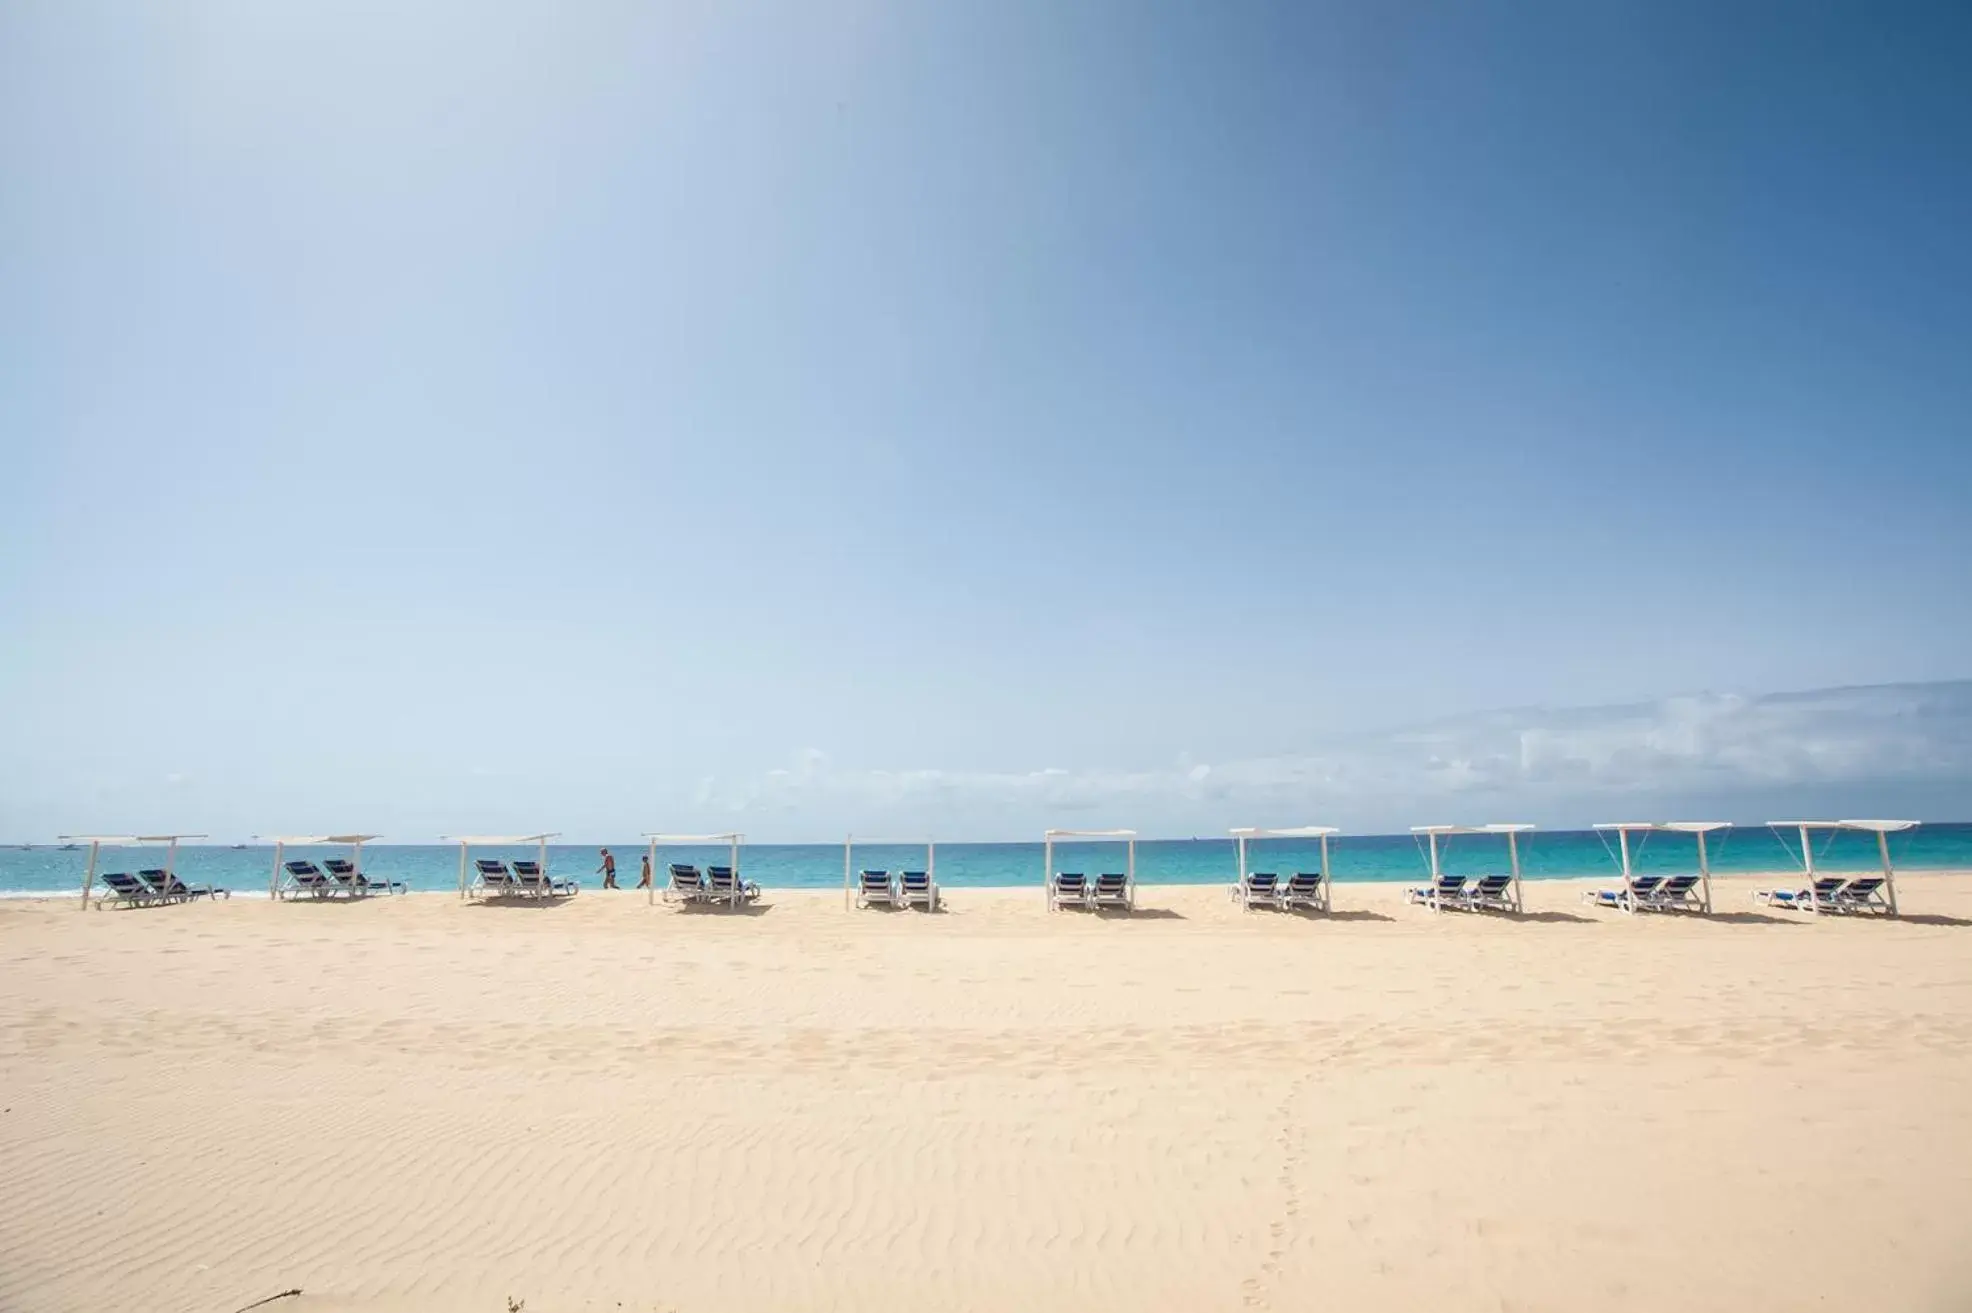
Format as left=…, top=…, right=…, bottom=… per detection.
left=646, top=833, right=745, bottom=905
left=64, top=834, right=205, bottom=908
left=1230, top=826, right=1340, bottom=912
left=447, top=833, right=560, bottom=899
left=263, top=834, right=383, bottom=898
left=1042, top=828, right=1136, bottom=906
left=1766, top=819, right=1918, bottom=915
left=842, top=836, right=935, bottom=910
left=1591, top=822, right=1732, bottom=913
left=1411, top=824, right=1533, bottom=913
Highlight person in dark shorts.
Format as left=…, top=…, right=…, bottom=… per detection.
left=597, top=848, right=618, bottom=889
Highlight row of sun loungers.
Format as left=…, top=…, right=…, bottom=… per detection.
left=97, top=869, right=231, bottom=908
left=1047, top=871, right=1135, bottom=911
left=664, top=863, right=761, bottom=907
left=469, top=858, right=579, bottom=900
left=1233, top=871, right=1330, bottom=912
left=855, top=869, right=941, bottom=911
left=1406, top=871, right=1518, bottom=912
left=281, top=859, right=408, bottom=900
left=1753, top=875, right=1892, bottom=915
left=1580, top=873, right=1706, bottom=913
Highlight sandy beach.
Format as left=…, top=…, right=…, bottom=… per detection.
left=4, top=876, right=1970, bottom=1312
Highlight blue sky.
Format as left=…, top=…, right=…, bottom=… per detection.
left=2, top=2, right=1969, bottom=839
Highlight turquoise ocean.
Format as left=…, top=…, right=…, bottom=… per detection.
left=4, top=824, right=1968, bottom=897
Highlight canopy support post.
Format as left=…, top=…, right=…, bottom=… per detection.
left=1320, top=832, right=1331, bottom=912
left=1236, top=834, right=1248, bottom=908
left=1508, top=830, right=1524, bottom=915
left=457, top=842, right=468, bottom=900
left=270, top=841, right=285, bottom=900
left=1800, top=823, right=1819, bottom=912
left=843, top=836, right=853, bottom=911
left=1043, top=833, right=1052, bottom=907
left=1697, top=830, right=1713, bottom=915
left=79, top=840, right=100, bottom=910
left=1618, top=828, right=1635, bottom=913
left=1876, top=829, right=1899, bottom=917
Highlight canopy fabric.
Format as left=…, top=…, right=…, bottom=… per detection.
left=1659, top=821, right=1732, bottom=833
left=443, top=833, right=560, bottom=844
left=1411, top=824, right=1533, bottom=836
left=59, top=834, right=206, bottom=843
left=258, top=834, right=381, bottom=845
left=1230, top=826, right=1340, bottom=838
left=1837, top=819, right=1919, bottom=832
left=1044, top=828, right=1136, bottom=839
left=644, top=832, right=744, bottom=843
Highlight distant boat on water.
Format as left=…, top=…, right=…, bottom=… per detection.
left=57, top=843, right=80, bottom=852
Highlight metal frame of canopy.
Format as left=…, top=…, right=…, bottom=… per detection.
left=1042, top=828, right=1136, bottom=908
left=1410, top=824, right=1533, bottom=913
left=60, top=834, right=207, bottom=909
left=1229, top=826, right=1339, bottom=912
left=1766, top=819, right=1919, bottom=916
left=645, top=832, right=744, bottom=907
left=1591, top=822, right=1730, bottom=914
left=841, top=835, right=935, bottom=911
left=260, top=834, right=382, bottom=898
left=444, top=833, right=560, bottom=899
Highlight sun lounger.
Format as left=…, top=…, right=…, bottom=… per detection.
left=1090, top=871, right=1133, bottom=911
left=1755, top=876, right=1847, bottom=911
left=97, top=872, right=157, bottom=908
left=705, top=865, right=760, bottom=905
left=511, top=860, right=576, bottom=897
left=1407, top=873, right=1467, bottom=910
left=324, top=858, right=404, bottom=896
left=139, top=869, right=225, bottom=901
left=1235, top=871, right=1283, bottom=910
left=856, top=869, right=898, bottom=908
left=1644, top=873, right=1704, bottom=913
left=664, top=864, right=706, bottom=904
left=1583, top=874, right=1663, bottom=912
left=1049, top=871, right=1089, bottom=911
left=1830, top=876, right=1892, bottom=915
left=1280, top=870, right=1328, bottom=913
left=281, top=860, right=340, bottom=899
left=472, top=859, right=521, bottom=898
left=899, top=869, right=938, bottom=911
left=1463, top=872, right=1516, bottom=912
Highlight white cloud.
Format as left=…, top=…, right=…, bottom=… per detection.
left=690, top=682, right=1972, bottom=837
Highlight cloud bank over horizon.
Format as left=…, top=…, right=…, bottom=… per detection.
left=692, top=681, right=1972, bottom=839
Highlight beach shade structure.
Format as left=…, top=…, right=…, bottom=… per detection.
left=1229, top=826, right=1339, bottom=913
left=1764, top=820, right=1919, bottom=916
left=60, top=835, right=207, bottom=910
left=259, top=834, right=383, bottom=900
left=444, top=833, right=560, bottom=900
left=1409, top=824, right=1533, bottom=913
left=842, top=836, right=936, bottom=911
left=1589, top=822, right=1729, bottom=914
left=645, top=833, right=745, bottom=907
left=1043, top=829, right=1135, bottom=911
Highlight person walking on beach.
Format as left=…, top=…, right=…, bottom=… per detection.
left=637, top=852, right=652, bottom=890
left=597, top=847, right=617, bottom=889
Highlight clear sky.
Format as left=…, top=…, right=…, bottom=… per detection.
left=3, top=2, right=1969, bottom=840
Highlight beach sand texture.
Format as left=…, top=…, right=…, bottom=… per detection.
left=3, top=877, right=1970, bottom=1312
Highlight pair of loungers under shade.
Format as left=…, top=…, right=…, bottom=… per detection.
left=97, top=868, right=230, bottom=908
left=664, top=863, right=760, bottom=906
left=470, top=858, right=578, bottom=899
left=1582, top=873, right=1706, bottom=913
left=1754, top=875, right=1892, bottom=914
left=855, top=869, right=939, bottom=911
left=1406, top=872, right=1516, bottom=912
left=1234, top=871, right=1329, bottom=912
left=280, top=859, right=406, bottom=899
left=1048, top=871, right=1133, bottom=911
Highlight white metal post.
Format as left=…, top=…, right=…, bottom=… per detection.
left=647, top=837, right=658, bottom=906
left=166, top=837, right=178, bottom=884
left=728, top=835, right=740, bottom=907
left=1237, top=834, right=1248, bottom=908
left=843, top=836, right=853, bottom=910
left=457, top=842, right=468, bottom=899
left=1127, top=835, right=1136, bottom=909
left=1877, top=829, right=1899, bottom=917
left=270, top=841, right=285, bottom=900
left=79, top=840, right=100, bottom=909
left=538, top=836, right=548, bottom=889
left=353, top=839, right=364, bottom=882
left=1043, top=834, right=1053, bottom=908
left=1619, top=828, right=1635, bottom=913
left=1800, top=823, right=1818, bottom=912
left=1508, top=830, right=1523, bottom=914
left=928, top=840, right=937, bottom=908
left=1319, top=833, right=1331, bottom=912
